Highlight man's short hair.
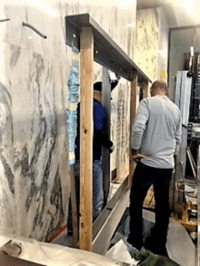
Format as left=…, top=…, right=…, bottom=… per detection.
left=151, top=80, right=168, bottom=91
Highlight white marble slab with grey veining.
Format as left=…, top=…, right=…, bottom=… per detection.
left=0, top=0, right=137, bottom=241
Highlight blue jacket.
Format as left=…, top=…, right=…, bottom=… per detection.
left=75, top=99, right=112, bottom=161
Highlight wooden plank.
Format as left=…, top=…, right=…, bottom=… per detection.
left=142, top=80, right=149, bottom=98
left=129, top=73, right=138, bottom=187
left=179, top=221, right=197, bottom=232
left=79, top=27, right=94, bottom=251
left=102, top=68, right=111, bottom=206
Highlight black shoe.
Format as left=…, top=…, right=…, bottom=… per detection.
left=145, top=245, right=168, bottom=257
left=144, top=237, right=168, bottom=257
left=127, top=237, right=143, bottom=251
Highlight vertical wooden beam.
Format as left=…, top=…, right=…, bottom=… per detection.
left=129, top=73, right=138, bottom=187
left=79, top=27, right=94, bottom=251
left=143, top=80, right=149, bottom=98
left=102, top=67, right=111, bottom=206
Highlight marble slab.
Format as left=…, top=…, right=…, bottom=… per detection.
left=134, top=8, right=159, bottom=82
left=0, top=0, right=137, bottom=242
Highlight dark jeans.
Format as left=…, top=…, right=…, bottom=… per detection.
left=128, top=162, right=173, bottom=250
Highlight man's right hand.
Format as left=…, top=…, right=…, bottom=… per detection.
left=131, top=149, right=148, bottom=161
left=132, top=153, right=148, bottom=160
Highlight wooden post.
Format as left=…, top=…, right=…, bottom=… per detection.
left=129, top=73, right=138, bottom=187
left=102, top=67, right=111, bottom=206
left=79, top=27, right=94, bottom=251
left=143, top=80, right=149, bottom=98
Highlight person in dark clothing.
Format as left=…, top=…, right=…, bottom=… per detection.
left=68, top=80, right=117, bottom=234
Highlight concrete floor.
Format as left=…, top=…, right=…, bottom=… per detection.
left=51, top=207, right=154, bottom=250
left=52, top=230, right=73, bottom=247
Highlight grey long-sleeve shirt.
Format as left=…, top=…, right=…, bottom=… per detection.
left=131, top=95, right=182, bottom=169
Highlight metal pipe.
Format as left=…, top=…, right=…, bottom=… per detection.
left=0, top=19, right=10, bottom=22
left=22, top=21, right=47, bottom=39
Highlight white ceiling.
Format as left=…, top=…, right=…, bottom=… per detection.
left=137, top=0, right=200, bottom=28
left=137, top=0, right=200, bottom=54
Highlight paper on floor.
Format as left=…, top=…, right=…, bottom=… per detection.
left=105, top=239, right=138, bottom=265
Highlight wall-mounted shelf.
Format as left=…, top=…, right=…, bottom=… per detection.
left=65, top=13, right=151, bottom=85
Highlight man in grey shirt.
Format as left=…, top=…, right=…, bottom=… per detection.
left=127, top=80, right=182, bottom=256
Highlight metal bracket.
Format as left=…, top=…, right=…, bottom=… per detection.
left=65, top=17, right=80, bottom=50
left=65, top=13, right=152, bottom=85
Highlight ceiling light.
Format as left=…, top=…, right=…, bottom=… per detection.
left=183, top=0, right=194, bottom=14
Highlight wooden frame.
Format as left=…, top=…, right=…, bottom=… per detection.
left=65, top=13, right=151, bottom=252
